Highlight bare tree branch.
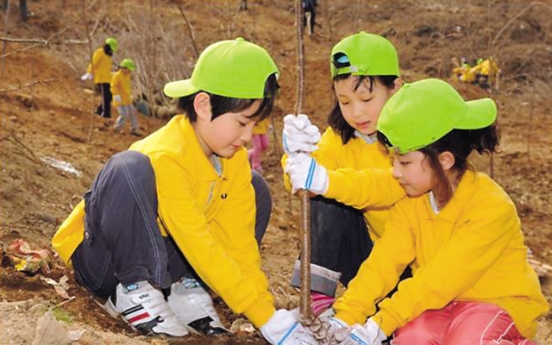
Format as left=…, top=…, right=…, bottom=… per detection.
left=0, top=78, right=56, bottom=92
left=0, top=37, right=48, bottom=44
left=0, top=0, right=99, bottom=59
left=178, top=5, right=199, bottom=59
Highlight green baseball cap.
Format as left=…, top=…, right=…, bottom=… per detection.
left=105, top=37, right=118, bottom=52
left=164, top=37, right=279, bottom=99
left=330, top=31, right=400, bottom=77
left=377, top=78, right=497, bottom=154
left=120, top=58, right=136, bottom=71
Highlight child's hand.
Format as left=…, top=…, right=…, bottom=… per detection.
left=80, top=73, right=93, bottom=81
left=282, top=114, right=321, bottom=155
left=260, top=309, right=318, bottom=345
left=285, top=153, right=328, bottom=195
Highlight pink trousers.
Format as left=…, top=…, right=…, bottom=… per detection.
left=249, top=133, right=269, bottom=172
left=391, top=301, right=538, bottom=345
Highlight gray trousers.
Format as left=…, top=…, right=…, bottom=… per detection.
left=72, top=150, right=272, bottom=300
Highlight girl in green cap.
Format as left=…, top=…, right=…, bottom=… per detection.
left=288, top=78, right=548, bottom=344
left=282, top=31, right=407, bottom=318
left=54, top=38, right=317, bottom=344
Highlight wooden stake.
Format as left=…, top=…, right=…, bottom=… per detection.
left=294, top=0, right=312, bottom=320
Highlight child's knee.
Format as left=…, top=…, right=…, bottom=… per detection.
left=393, top=323, right=441, bottom=344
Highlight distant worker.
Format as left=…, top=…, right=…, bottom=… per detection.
left=112, top=58, right=141, bottom=136
left=302, top=0, right=317, bottom=35
left=472, top=57, right=500, bottom=90
left=452, top=62, right=476, bottom=84
left=0, top=0, right=29, bottom=21
left=81, top=37, right=118, bottom=119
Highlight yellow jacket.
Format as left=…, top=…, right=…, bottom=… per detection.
left=52, top=116, right=275, bottom=328
left=334, top=170, right=549, bottom=338
left=283, top=127, right=405, bottom=240
left=87, top=47, right=112, bottom=84
left=472, top=59, right=500, bottom=77
left=111, top=70, right=132, bottom=106
left=253, top=118, right=270, bottom=135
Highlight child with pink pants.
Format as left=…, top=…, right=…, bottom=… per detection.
left=284, top=79, right=549, bottom=344
left=249, top=118, right=270, bottom=173
left=393, top=301, right=539, bottom=345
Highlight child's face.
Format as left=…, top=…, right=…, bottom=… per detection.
left=392, top=151, right=434, bottom=197
left=334, top=77, right=398, bottom=136
left=194, top=95, right=261, bottom=158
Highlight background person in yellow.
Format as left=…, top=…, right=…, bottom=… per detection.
left=281, top=32, right=407, bottom=318
left=290, top=79, right=549, bottom=344
left=52, top=37, right=318, bottom=344
left=112, top=58, right=140, bottom=136
left=81, top=37, right=118, bottom=119
left=248, top=117, right=271, bottom=173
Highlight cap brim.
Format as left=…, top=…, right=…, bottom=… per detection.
left=163, top=79, right=199, bottom=98
left=457, top=98, right=497, bottom=130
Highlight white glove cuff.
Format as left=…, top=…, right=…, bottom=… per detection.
left=365, top=318, right=387, bottom=343
left=260, top=310, right=296, bottom=344
left=310, top=162, right=329, bottom=195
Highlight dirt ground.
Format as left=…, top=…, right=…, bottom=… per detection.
left=1, top=0, right=551, bottom=344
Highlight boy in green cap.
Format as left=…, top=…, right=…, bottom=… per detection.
left=53, top=38, right=317, bottom=344
left=112, top=58, right=140, bottom=136
left=287, top=79, right=548, bottom=344
left=281, top=31, right=406, bottom=317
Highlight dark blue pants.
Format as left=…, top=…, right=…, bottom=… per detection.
left=291, top=196, right=372, bottom=296
left=290, top=196, right=411, bottom=297
left=72, top=151, right=271, bottom=300
left=95, top=83, right=112, bottom=118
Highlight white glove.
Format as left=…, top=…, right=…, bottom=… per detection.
left=285, top=153, right=329, bottom=195
left=333, top=318, right=387, bottom=345
left=260, top=309, right=317, bottom=345
left=80, top=73, right=93, bottom=81
left=114, top=95, right=122, bottom=103
left=282, top=114, right=321, bottom=155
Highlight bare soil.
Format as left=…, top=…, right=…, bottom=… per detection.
left=1, top=0, right=551, bottom=344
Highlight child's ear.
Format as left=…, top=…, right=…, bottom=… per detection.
left=438, top=151, right=455, bottom=172
left=193, top=92, right=212, bottom=121
left=391, top=78, right=404, bottom=94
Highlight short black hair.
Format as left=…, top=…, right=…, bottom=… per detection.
left=177, top=73, right=279, bottom=123
left=103, top=43, right=114, bottom=57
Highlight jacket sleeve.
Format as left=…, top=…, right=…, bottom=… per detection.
left=110, top=73, right=121, bottom=97
left=152, top=151, right=275, bottom=328
left=325, top=167, right=405, bottom=209
left=212, top=158, right=275, bottom=308
left=334, top=201, right=415, bottom=329
left=87, top=49, right=102, bottom=74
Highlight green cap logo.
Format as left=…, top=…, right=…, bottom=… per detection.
left=377, top=78, right=497, bottom=154
left=331, top=31, right=400, bottom=77
left=164, top=38, right=279, bottom=99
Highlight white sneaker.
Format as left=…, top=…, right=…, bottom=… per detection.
left=168, top=277, right=229, bottom=335
left=103, top=281, right=189, bottom=337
